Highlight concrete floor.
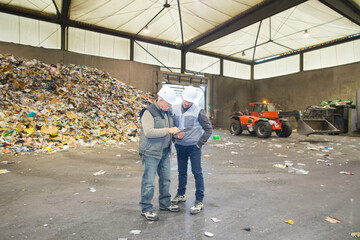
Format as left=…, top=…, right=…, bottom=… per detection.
left=1, top=130, right=359, bottom=240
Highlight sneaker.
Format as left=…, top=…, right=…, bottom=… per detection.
left=171, top=194, right=186, bottom=204
left=141, top=211, right=159, bottom=221
left=160, top=204, right=180, bottom=212
left=190, top=201, right=203, bottom=215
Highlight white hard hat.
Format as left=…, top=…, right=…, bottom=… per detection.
left=157, top=86, right=176, bottom=105
left=182, top=86, right=198, bottom=103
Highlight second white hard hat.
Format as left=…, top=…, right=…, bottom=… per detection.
left=157, top=86, right=176, bottom=105
left=182, top=86, right=198, bottom=103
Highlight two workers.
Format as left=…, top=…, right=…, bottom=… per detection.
left=139, top=86, right=212, bottom=221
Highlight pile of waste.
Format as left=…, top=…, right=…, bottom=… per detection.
left=0, top=53, right=155, bottom=154
left=320, top=98, right=355, bottom=107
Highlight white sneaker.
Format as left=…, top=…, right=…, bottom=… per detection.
left=190, top=201, right=203, bottom=215
left=141, top=211, right=159, bottom=221
left=171, top=194, right=186, bottom=204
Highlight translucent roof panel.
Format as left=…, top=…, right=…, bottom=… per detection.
left=199, top=0, right=360, bottom=61
left=0, top=0, right=60, bottom=15
left=69, top=0, right=264, bottom=44
left=1, top=0, right=359, bottom=63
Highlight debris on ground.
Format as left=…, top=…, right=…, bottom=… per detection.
left=285, top=219, right=294, bottom=225
left=0, top=54, right=155, bottom=155
left=325, top=216, right=342, bottom=223
left=339, top=171, right=354, bottom=175
left=129, top=230, right=141, bottom=235
left=211, top=217, right=221, bottom=223
left=242, top=228, right=251, bottom=232
left=93, top=170, right=106, bottom=176
left=350, top=232, right=360, bottom=238
left=204, top=231, right=214, bottom=237
left=0, top=169, right=10, bottom=174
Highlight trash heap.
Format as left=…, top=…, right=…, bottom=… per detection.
left=320, top=98, right=355, bottom=107
left=0, top=53, right=155, bottom=154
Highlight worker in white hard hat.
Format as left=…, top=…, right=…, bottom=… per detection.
left=138, top=86, right=182, bottom=221
left=171, top=86, right=213, bottom=214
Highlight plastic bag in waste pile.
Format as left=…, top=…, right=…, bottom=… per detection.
left=0, top=53, right=155, bottom=154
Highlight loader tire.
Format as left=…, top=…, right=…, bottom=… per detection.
left=255, top=121, right=272, bottom=138
left=230, top=120, right=242, bottom=135
left=276, top=121, right=292, bottom=138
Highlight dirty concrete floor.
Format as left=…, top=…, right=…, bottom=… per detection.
left=1, top=131, right=359, bottom=240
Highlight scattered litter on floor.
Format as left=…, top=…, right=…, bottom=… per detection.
left=204, top=231, right=214, bottom=237
left=0, top=169, right=10, bottom=174
left=43, top=224, right=49, bottom=227
left=211, top=217, right=221, bottom=223
left=242, top=227, right=251, bottom=232
left=284, top=161, right=293, bottom=167
left=1, top=161, right=15, bottom=164
left=273, top=164, right=286, bottom=169
left=285, top=219, right=294, bottom=225
left=126, top=149, right=138, bottom=153
left=231, top=151, right=238, bottom=155
left=213, top=135, right=220, bottom=140
left=277, top=154, right=288, bottom=158
left=325, top=216, right=342, bottom=223
left=130, top=230, right=141, bottom=235
left=350, top=232, right=360, bottom=238
left=116, top=154, right=121, bottom=157
left=288, top=166, right=309, bottom=175
left=203, top=155, right=210, bottom=158
left=93, top=170, right=106, bottom=176
left=339, top=171, right=354, bottom=175
left=88, top=187, right=96, bottom=192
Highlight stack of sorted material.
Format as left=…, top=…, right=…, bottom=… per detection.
left=0, top=54, right=155, bottom=154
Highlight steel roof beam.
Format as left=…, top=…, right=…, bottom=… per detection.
left=320, top=0, right=360, bottom=26
left=0, top=4, right=57, bottom=23
left=60, top=0, right=71, bottom=25
left=183, top=0, right=307, bottom=52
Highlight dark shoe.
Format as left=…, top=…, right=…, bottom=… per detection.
left=171, top=194, right=186, bottom=204
left=160, top=204, right=180, bottom=212
left=190, top=201, right=203, bottom=215
left=141, top=211, right=159, bottom=221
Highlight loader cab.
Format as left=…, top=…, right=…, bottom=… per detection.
left=249, top=102, right=279, bottom=119
left=249, top=102, right=277, bottom=113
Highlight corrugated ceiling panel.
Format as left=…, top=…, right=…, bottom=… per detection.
left=0, top=0, right=58, bottom=15
left=69, top=0, right=264, bottom=44
left=199, top=0, right=360, bottom=61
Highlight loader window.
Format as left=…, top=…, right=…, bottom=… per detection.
left=267, top=104, right=276, bottom=111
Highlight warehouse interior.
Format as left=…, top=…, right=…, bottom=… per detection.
left=1, top=0, right=360, bottom=239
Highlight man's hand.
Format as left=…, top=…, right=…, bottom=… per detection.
left=169, top=127, right=180, bottom=135
left=176, top=131, right=185, bottom=139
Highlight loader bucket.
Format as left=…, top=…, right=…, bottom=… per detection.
left=297, top=119, right=340, bottom=135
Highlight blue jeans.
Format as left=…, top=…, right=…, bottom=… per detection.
left=175, top=144, right=204, bottom=202
left=140, top=148, right=171, bottom=212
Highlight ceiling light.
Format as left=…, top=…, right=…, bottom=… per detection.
left=303, top=29, right=310, bottom=38
left=143, top=26, right=150, bottom=33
